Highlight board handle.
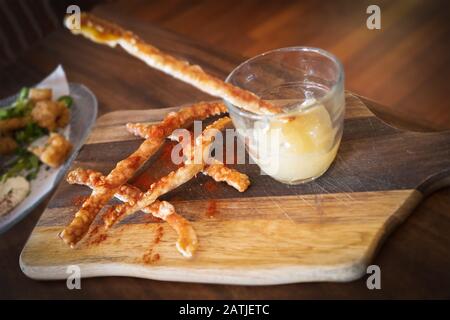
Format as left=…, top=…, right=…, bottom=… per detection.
left=357, top=95, right=450, bottom=133
left=417, top=168, right=450, bottom=196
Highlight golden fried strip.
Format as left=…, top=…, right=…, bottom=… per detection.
left=0, top=117, right=29, bottom=132
left=127, top=122, right=250, bottom=192
left=64, top=13, right=280, bottom=115
left=67, top=168, right=198, bottom=258
left=125, top=122, right=156, bottom=140
left=103, top=117, right=232, bottom=226
left=125, top=102, right=226, bottom=139
left=59, top=101, right=226, bottom=248
left=103, top=164, right=203, bottom=228
left=203, top=161, right=250, bottom=192
left=171, top=131, right=250, bottom=192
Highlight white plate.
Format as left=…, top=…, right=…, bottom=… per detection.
left=0, top=82, right=98, bottom=233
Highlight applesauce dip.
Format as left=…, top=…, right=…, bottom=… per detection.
left=225, top=47, right=345, bottom=184
left=248, top=98, right=341, bottom=184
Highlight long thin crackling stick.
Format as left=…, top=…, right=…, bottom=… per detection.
left=125, top=102, right=226, bottom=139
left=127, top=122, right=250, bottom=192
left=172, top=129, right=251, bottom=192
left=64, top=13, right=281, bottom=115
left=67, top=168, right=198, bottom=258
left=60, top=101, right=226, bottom=248
left=103, top=117, right=232, bottom=227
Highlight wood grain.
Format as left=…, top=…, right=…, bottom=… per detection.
left=20, top=94, right=450, bottom=284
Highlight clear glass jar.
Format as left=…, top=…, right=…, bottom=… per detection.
left=225, top=47, right=345, bottom=184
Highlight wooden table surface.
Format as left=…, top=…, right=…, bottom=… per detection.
left=0, top=4, right=449, bottom=299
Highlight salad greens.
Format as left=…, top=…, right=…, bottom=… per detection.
left=17, top=87, right=29, bottom=101
left=57, top=95, right=73, bottom=108
left=0, top=87, right=33, bottom=120
left=1, top=149, right=40, bottom=182
left=14, top=123, right=47, bottom=145
left=0, top=87, right=72, bottom=182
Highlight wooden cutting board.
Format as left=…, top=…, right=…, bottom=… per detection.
left=20, top=93, right=450, bottom=285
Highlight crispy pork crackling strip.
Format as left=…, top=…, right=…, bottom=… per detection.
left=125, top=102, right=227, bottom=139
left=59, top=102, right=226, bottom=248
left=202, top=162, right=250, bottom=192
left=170, top=130, right=250, bottom=192
left=127, top=122, right=250, bottom=192
left=103, top=117, right=232, bottom=226
left=67, top=168, right=198, bottom=258
left=125, top=101, right=227, bottom=139
left=64, top=13, right=280, bottom=115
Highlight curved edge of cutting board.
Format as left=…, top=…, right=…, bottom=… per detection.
left=20, top=190, right=423, bottom=285
left=19, top=261, right=367, bottom=285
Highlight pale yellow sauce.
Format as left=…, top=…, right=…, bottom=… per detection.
left=251, top=103, right=339, bottom=184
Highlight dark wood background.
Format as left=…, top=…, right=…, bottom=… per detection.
left=0, top=0, right=449, bottom=299
left=97, top=0, right=450, bottom=130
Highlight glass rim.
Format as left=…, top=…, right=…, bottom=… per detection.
left=224, top=46, right=344, bottom=120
